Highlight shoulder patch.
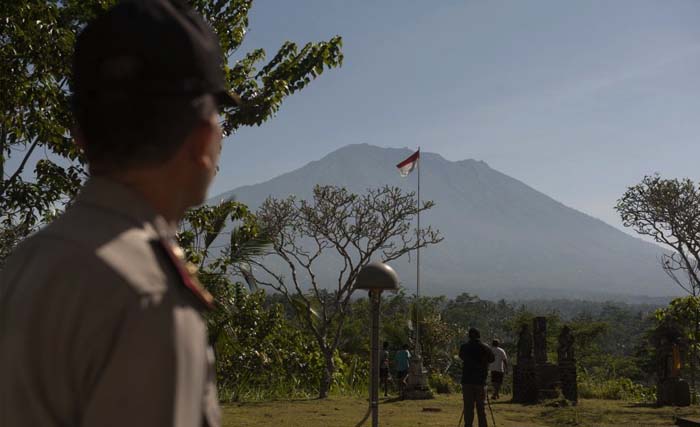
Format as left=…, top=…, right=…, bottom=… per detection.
left=159, top=239, right=214, bottom=310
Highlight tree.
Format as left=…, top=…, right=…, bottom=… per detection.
left=568, top=318, right=610, bottom=371
left=616, top=175, right=700, bottom=393
left=616, top=175, right=700, bottom=296
left=0, top=0, right=343, bottom=263
left=414, top=296, right=460, bottom=375
left=251, top=185, right=443, bottom=398
left=443, top=293, right=519, bottom=345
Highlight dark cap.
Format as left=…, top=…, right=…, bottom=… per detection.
left=72, top=0, right=241, bottom=108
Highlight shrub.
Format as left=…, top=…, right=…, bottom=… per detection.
left=332, top=353, right=370, bottom=396
left=578, top=374, right=655, bottom=402
left=429, top=372, right=458, bottom=394
left=212, top=286, right=327, bottom=401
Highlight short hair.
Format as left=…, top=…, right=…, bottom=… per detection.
left=492, top=339, right=500, bottom=347
left=468, top=328, right=480, bottom=340
left=72, top=94, right=217, bottom=170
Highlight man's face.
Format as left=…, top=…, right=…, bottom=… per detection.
left=185, top=111, right=223, bottom=206
left=202, top=113, right=224, bottom=191
left=207, top=113, right=224, bottom=180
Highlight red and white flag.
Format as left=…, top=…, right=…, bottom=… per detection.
left=396, top=150, right=420, bottom=177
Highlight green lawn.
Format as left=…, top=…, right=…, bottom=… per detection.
left=223, top=394, right=700, bottom=426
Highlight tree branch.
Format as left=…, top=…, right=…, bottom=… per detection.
left=1, top=138, right=39, bottom=197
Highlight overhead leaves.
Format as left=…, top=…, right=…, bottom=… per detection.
left=0, top=0, right=343, bottom=263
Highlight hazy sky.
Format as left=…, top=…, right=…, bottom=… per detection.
left=213, top=0, right=700, bottom=232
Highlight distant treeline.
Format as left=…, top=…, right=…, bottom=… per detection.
left=214, top=288, right=671, bottom=402
left=511, top=298, right=664, bottom=321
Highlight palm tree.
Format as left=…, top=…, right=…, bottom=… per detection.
left=177, top=199, right=270, bottom=350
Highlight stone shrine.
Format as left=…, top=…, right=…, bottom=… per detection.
left=512, top=317, right=577, bottom=404
left=653, top=321, right=690, bottom=407
left=557, top=326, right=577, bottom=403
left=403, top=351, right=434, bottom=400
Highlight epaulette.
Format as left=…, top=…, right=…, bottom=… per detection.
left=159, top=238, right=215, bottom=310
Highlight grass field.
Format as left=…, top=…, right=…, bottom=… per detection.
left=223, top=394, right=700, bottom=427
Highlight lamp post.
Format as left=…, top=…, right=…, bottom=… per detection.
left=354, top=262, right=399, bottom=427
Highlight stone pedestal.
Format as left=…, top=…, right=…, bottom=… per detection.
left=536, top=362, right=560, bottom=399
left=657, top=377, right=691, bottom=407
left=559, top=360, right=578, bottom=403
left=513, top=358, right=538, bottom=404
left=403, top=354, right=434, bottom=400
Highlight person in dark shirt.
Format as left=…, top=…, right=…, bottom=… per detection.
left=459, top=328, right=496, bottom=427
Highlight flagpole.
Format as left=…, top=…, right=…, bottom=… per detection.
left=416, top=147, right=421, bottom=357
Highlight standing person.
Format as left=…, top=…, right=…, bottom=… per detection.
left=489, top=339, right=508, bottom=400
left=460, top=328, right=496, bottom=427
left=395, top=343, right=412, bottom=398
left=380, top=341, right=391, bottom=397
left=0, top=1, right=242, bottom=426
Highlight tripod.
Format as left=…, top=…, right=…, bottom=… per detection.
left=456, top=389, right=497, bottom=427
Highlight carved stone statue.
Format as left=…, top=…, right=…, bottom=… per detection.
left=533, top=317, right=548, bottom=364
left=517, top=324, right=533, bottom=361
left=557, top=326, right=575, bottom=363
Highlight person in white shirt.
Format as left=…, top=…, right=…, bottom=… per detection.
left=489, top=339, right=508, bottom=400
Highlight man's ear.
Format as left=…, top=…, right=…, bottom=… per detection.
left=187, top=119, right=217, bottom=168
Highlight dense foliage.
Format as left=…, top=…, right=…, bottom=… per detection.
left=214, top=284, right=328, bottom=401
left=197, top=270, right=668, bottom=402
left=0, top=0, right=343, bottom=264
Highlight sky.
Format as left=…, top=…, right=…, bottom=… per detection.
left=212, top=0, right=700, bottom=233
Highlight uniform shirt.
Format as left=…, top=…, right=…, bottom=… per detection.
left=394, top=349, right=411, bottom=372
left=489, top=346, right=508, bottom=373
left=459, top=339, right=495, bottom=385
left=0, top=177, right=220, bottom=427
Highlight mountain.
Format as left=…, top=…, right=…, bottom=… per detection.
left=213, top=143, right=676, bottom=300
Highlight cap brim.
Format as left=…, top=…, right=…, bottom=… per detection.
left=215, top=90, right=242, bottom=108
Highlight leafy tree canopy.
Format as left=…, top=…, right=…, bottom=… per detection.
left=0, top=0, right=343, bottom=262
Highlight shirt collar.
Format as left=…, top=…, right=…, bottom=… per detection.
left=75, top=176, right=177, bottom=240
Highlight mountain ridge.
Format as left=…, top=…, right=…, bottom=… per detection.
left=213, top=143, right=675, bottom=300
